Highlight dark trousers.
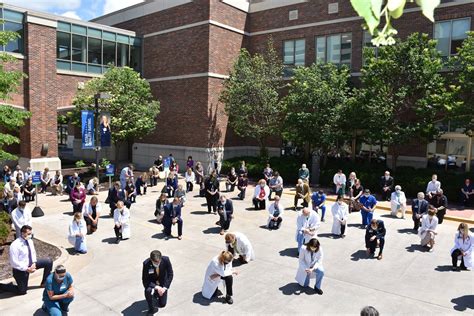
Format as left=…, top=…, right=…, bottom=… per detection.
left=186, top=182, right=193, bottom=192
left=24, top=193, right=35, bottom=202
left=294, top=196, right=308, bottom=208
left=166, top=187, right=175, bottom=198
left=72, top=202, right=84, bottom=214
left=268, top=217, right=282, bottom=230
left=451, top=249, right=467, bottom=268
left=137, top=186, right=147, bottom=195
left=366, top=237, right=385, bottom=255
left=381, top=189, right=392, bottom=201
left=144, top=286, right=168, bottom=311
left=253, top=198, right=266, bottom=210
left=114, top=225, right=123, bottom=239
left=40, top=181, right=50, bottom=193
left=268, top=189, right=282, bottom=200
left=150, top=177, right=158, bottom=187
left=163, top=219, right=183, bottom=236
left=221, top=275, right=233, bottom=297
left=220, top=218, right=232, bottom=231
left=412, top=215, right=422, bottom=230
left=0, top=258, right=52, bottom=295
left=206, top=194, right=218, bottom=213
left=237, top=188, right=246, bottom=200
left=226, top=183, right=235, bottom=192
left=340, top=223, right=346, bottom=236
left=437, top=209, right=446, bottom=224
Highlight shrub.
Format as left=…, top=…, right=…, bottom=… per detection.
left=0, top=211, right=11, bottom=224
left=75, top=160, right=86, bottom=168
left=0, top=218, right=10, bottom=245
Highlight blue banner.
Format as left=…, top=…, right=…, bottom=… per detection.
left=105, top=164, right=115, bottom=177
left=81, top=110, right=95, bottom=149
left=32, top=171, right=41, bottom=185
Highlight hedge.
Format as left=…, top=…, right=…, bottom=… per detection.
left=0, top=210, right=11, bottom=245
left=222, top=156, right=470, bottom=202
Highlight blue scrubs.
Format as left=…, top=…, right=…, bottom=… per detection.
left=359, top=195, right=377, bottom=226
left=311, top=193, right=327, bottom=221
left=43, top=273, right=74, bottom=316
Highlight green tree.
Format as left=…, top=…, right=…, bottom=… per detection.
left=219, top=40, right=285, bottom=158
left=350, top=0, right=441, bottom=46
left=450, top=31, right=474, bottom=134
left=284, top=63, right=351, bottom=175
left=355, top=33, right=456, bottom=169
left=0, top=27, right=30, bottom=161
left=71, top=65, right=160, bottom=161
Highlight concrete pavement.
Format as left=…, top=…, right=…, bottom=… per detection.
left=0, top=180, right=473, bottom=315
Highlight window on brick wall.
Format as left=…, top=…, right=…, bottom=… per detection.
left=315, top=33, right=352, bottom=68
left=434, top=18, right=470, bottom=60
left=283, top=39, right=305, bottom=66
left=56, top=21, right=142, bottom=74
left=0, top=9, right=24, bottom=54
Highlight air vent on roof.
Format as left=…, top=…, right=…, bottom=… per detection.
left=328, top=2, right=339, bottom=14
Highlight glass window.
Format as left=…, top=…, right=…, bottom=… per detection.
left=283, top=39, right=305, bottom=66
left=71, top=34, right=86, bottom=62
left=340, top=33, right=352, bottom=66
left=117, top=34, right=129, bottom=44
left=71, top=24, right=87, bottom=35
left=72, top=62, right=87, bottom=72
left=57, top=32, right=71, bottom=60
left=316, top=37, right=325, bottom=63
left=103, top=31, right=116, bottom=41
left=58, top=22, right=71, bottom=32
left=434, top=18, right=470, bottom=57
left=103, top=40, right=116, bottom=66
left=327, top=34, right=341, bottom=64
left=57, top=60, right=71, bottom=70
left=117, top=43, right=129, bottom=67
left=88, top=28, right=102, bottom=38
left=88, top=64, right=102, bottom=74
left=88, top=37, right=102, bottom=64
left=316, top=33, right=352, bottom=68
left=294, top=39, right=305, bottom=66
left=4, top=21, right=23, bottom=53
left=4, top=9, right=24, bottom=22
left=130, top=45, right=141, bottom=71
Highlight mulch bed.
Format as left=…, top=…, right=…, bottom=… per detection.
left=0, top=229, right=61, bottom=281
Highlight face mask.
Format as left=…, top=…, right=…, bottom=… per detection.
left=152, top=263, right=160, bottom=268
left=337, top=201, right=343, bottom=205
left=371, top=226, right=377, bottom=230
left=25, top=235, right=32, bottom=240
left=385, top=176, right=389, bottom=179
left=365, top=194, right=370, bottom=197
left=260, top=184, right=265, bottom=188
left=55, top=274, right=65, bottom=281
left=309, top=247, right=317, bottom=252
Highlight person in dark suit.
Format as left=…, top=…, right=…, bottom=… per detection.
left=163, top=197, right=183, bottom=240
left=412, top=192, right=429, bottom=231
left=216, top=195, right=233, bottom=235
left=429, top=189, right=448, bottom=224
left=107, top=181, right=122, bottom=216
left=65, top=173, right=81, bottom=195
left=379, top=171, right=394, bottom=201
left=205, top=170, right=220, bottom=214
left=142, top=250, right=174, bottom=315
left=365, top=219, right=386, bottom=260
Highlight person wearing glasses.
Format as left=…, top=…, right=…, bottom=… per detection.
left=41, top=265, right=74, bottom=315
left=201, top=250, right=239, bottom=304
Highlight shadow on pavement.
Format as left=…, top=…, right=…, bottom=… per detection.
left=147, top=219, right=159, bottom=224
left=259, top=225, right=269, bottom=230
left=121, top=299, right=148, bottom=315
left=190, top=211, right=208, bottom=215
left=451, top=295, right=474, bottom=311
left=405, top=244, right=426, bottom=253
left=151, top=232, right=166, bottom=239
left=398, top=228, right=416, bottom=235
left=278, top=283, right=306, bottom=295
left=202, top=227, right=221, bottom=234
left=101, top=237, right=117, bottom=244
left=192, top=292, right=212, bottom=306
left=99, top=215, right=111, bottom=219
left=62, top=211, right=74, bottom=216
left=318, top=233, right=335, bottom=239
left=279, top=248, right=298, bottom=258
left=379, top=214, right=393, bottom=219
left=347, top=223, right=363, bottom=228
left=350, top=250, right=370, bottom=261
left=435, top=265, right=455, bottom=272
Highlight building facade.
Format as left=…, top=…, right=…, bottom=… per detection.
left=1, top=0, right=473, bottom=171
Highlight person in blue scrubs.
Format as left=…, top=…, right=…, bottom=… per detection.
left=311, top=190, right=327, bottom=222
left=359, top=189, right=377, bottom=227
left=42, top=265, right=74, bottom=316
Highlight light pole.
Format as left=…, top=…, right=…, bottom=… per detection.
left=94, top=92, right=110, bottom=182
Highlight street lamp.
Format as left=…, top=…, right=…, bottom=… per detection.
left=94, top=92, right=110, bottom=182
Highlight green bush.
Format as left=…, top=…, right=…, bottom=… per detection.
left=0, top=219, right=10, bottom=245
left=75, top=160, right=86, bottom=168
left=0, top=210, right=11, bottom=224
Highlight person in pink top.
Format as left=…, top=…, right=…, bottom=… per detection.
left=70, top=182, right=86, bottom=214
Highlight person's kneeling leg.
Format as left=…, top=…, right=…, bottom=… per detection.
left=44, top=300, right=62, bottom=316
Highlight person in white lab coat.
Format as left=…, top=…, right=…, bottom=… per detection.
left=267, top=195, right=284, bottom=230
left=113, top=201, right=131, bottom=244
left=82, top=196, right=101, bottom=235
left=252, top=179, right=270, bottom=210
left=224, top=232, right=255, bottom=264
left=331, top=195, right=349, bottom=238
left=296, top=207, right=320, bottom=252
left=390, top=185, right=407, bottom=219
left=68, top=212, right=87, bottom=254
left=451, top=222, right=473, bottom=271
left=418, top=210, right=438, bottom=251
left=11, top=201, right=32, bottom=238
left=295, top=238, right=324, bottom=295
left=201, top=251, right=238, bottom=304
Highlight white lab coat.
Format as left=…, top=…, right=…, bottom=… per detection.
left=114, top=207, right=131, bottom=239
left=390, top=191, right=407, bottom=216
left=253, top=185, right=270, bottom=201
left=68, top=219, right=87, bottom=246
left=11, top=207, right=32, bottom=237
left=82, top=202, right=103, bottom=217
left=295, top=210, right=320, bottom=243
left=331, top=203, right=349, bottom=235
left=417, top=214, right=438, bottom=240
left=201, top=255, right=233, bottom=299
left=267, top=202, right=284, bottom=226
left=450, top=232, right=473, bottom=268
left=228, top=232, right=255, bottom=261
left=295, top=246, right=324, bottom=286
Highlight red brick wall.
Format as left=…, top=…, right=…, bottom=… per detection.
left=2, top=58, right=26, bottom=107
left=20, top=23, right=58, bottom=159
left=56, top=74, right=93, bottom=109
left=209, top=24, right=244, bottom=75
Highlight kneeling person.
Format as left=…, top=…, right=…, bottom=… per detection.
left=142, top=250, right=173, bottom=315
left=224, top=232, right=255, bottom=264
left=42, top=265, right=74, bottom=315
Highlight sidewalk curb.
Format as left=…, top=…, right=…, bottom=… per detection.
left=283, top=191, right=474, bottom=224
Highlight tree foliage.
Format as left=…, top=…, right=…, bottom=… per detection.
left=0, top=27, right=30, bottom=162
left=354, top=33, right=456, bottom=168
left=449, top=31, right=474, bottom=134
left=350, top=0, right=441, bottom=46
left=283, top=63, right=351, bottom=154
left=71, top=65, right=160, bottom=144
left=219, top=40, right=285, bottom=157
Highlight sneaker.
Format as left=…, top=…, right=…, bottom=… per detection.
left=225, top=295, right=233, bottom=304
left=177, top=236, right=182, bottom=240
left=377, top=254, right=383, bottom=260
left=314, top=287, right=323, bottom=295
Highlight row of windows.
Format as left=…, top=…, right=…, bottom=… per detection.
left=0, top=8, right=24, bottom=54
left=283, top=17, right=471, bottom=69
left=56, top=22, right=142, bottom=74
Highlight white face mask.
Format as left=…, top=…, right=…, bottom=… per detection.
left=385, top=176, right=389, bottom=179
left=152, top=262, right=160, bottom=268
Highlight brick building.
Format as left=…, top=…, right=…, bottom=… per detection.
left=1, top=0, right=473, bottom=171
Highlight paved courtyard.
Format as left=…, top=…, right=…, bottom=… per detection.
left=0, top=180, right=473, bottom=315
